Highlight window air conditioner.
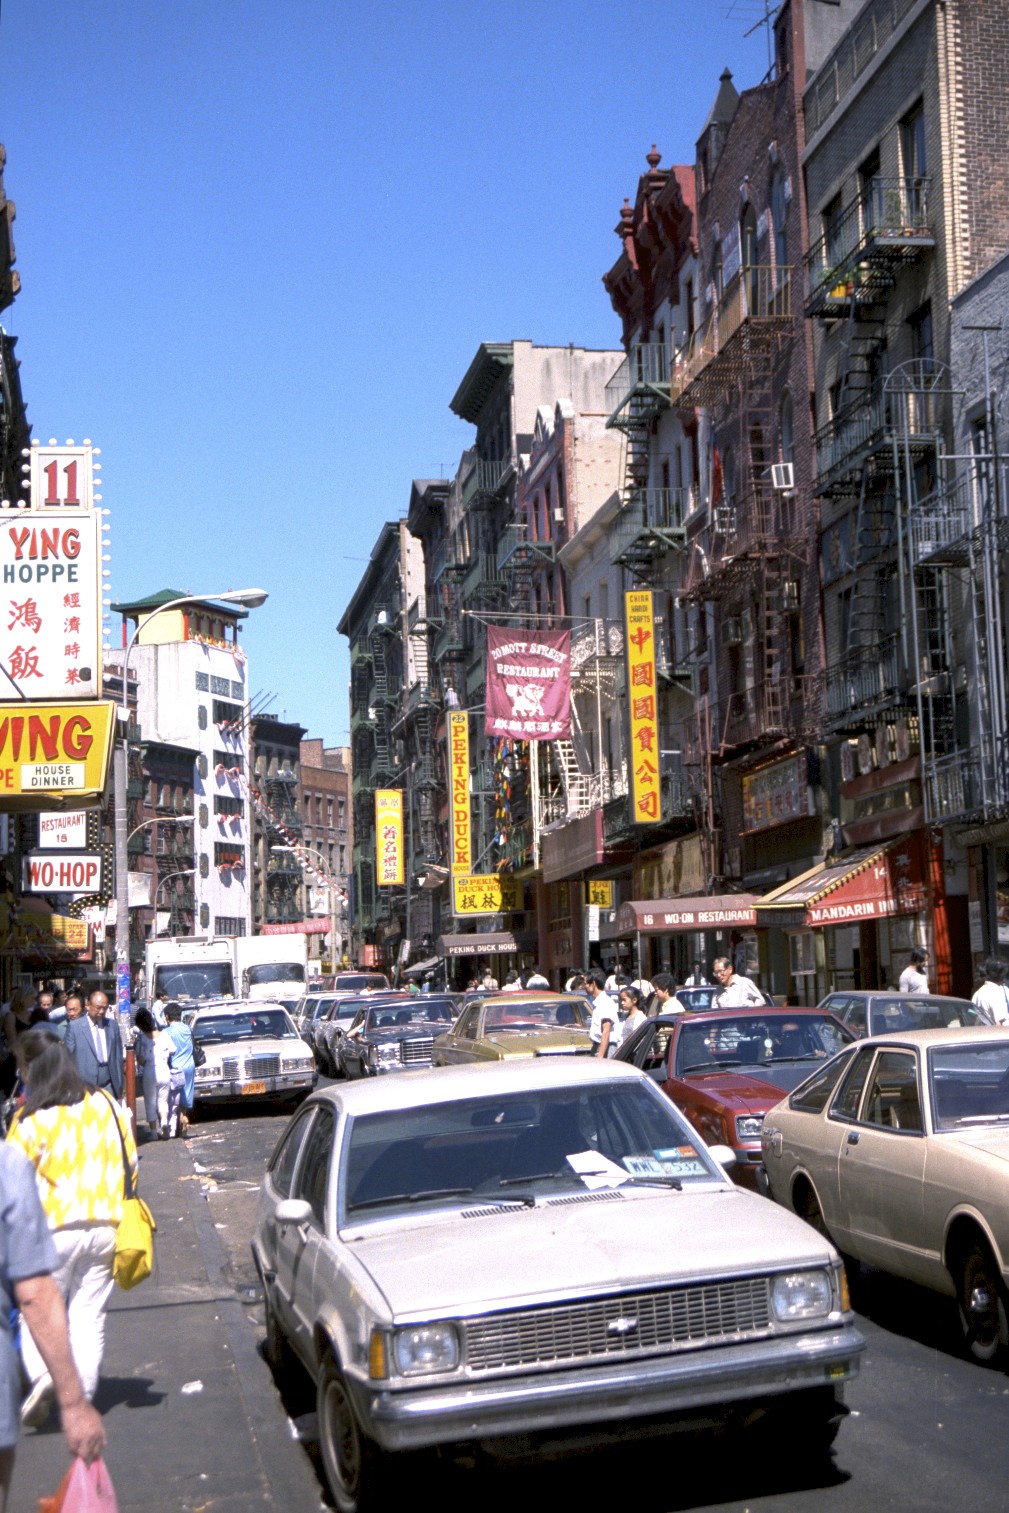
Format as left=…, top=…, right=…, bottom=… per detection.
left=722, top=616, right=744, bottom=646
left=771, top=462, right=795, bottom=491
left=782, top=579, right=800, bottom=611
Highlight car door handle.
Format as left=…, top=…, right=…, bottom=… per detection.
left=847, top=1130, right=860, bottom=1146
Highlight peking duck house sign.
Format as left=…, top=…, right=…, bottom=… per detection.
left=484, top=626, right=571, bottom=741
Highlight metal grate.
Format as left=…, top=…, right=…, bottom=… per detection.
left=464, top=1277, right=772, bottom=1374
left=220, top=1057, right=239, bottom=1080
left=400, top=1038, right=434, bottom=1065
left=244, top=1054, right=280, bottom=1078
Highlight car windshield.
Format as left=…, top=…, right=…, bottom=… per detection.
left=869, top=996, right=981, bottom=1033
left=335, top=975, right=390, bottom=992
left=153, top=963, right=235, bottom=1000
left=929, top=1042, right=1009, bottom=1130
left=343, top=1080, right=723, bottom=1215
left=194, top=1009, right=298, bottom=1044
left=246, top=963, right=307, bottom=986
left=676, top=1014, right=852, bottom=1074
left=483, top=999, right=588, bottom=1031
left=364, top=1001, right=455, bottom=1031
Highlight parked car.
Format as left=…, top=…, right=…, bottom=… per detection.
left=761, top=1026, right=1009, bottom=1363
left=338, top=997, right=457, bottom=1079
left=432, top=992, right=591, bottom=1065
left=252, top=1058, right=864, bottom=1512
left=293, top=993, right=334, bottom=1042
left=674, top=984, right=775, bottom=1012
left=319, top=994, right=445, bottom=1078
left=616, top=1008, right=854, bottom=1185
left=817, top=989, right=984, bottom=1038
left=190, top=1000, right=317, bottom=1109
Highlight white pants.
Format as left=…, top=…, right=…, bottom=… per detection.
left=20, top=1224, right=117, bottom=1400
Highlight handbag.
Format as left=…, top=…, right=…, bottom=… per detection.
left=38, top=1455, right=120, bottom=1513
left=101, top=1091, right=156, bottom=1290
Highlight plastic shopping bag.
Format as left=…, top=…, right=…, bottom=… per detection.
left=38, top=1456, right=119, bottom=1513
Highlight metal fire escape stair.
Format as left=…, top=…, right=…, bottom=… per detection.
left=553, top=738, right=598, bottom=817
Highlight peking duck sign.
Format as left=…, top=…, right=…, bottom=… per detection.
left=484, top=627, right=571, bottom=741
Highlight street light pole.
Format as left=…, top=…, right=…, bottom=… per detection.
left=270, top=842, right=344, bottom=971
left=151, top=870, right=197, bottom=941
left=112, top=588, right=268, bottom=1021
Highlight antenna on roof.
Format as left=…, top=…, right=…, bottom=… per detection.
left=723, top=0, right=776, bottom=75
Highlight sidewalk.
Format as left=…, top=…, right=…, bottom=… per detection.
left=9, top=1133, right=326, bottom=1513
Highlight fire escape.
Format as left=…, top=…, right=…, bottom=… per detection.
left=264, top=766, right=301, bottom=924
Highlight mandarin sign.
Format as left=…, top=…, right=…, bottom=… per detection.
left=374, top=789, right=404, bottom=887
left=452, top=874, right=523, bottom=916
left=448, top=711, right=471, bottom=874
left=625, top=590, right=661, bottom=825
left=0, top=701, right=115, bottom=807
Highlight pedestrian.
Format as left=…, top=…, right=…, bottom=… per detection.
left=6, top=1026, right=138, bottom=1427
left=525, top=966, right=549, bottom=989
left=479, top=967, right=499, bottom=992
left=647, top=971, right=680, bottom=1016
left=711, top=955, right=765, bottom=1008
left=564, top=971, right=585, bottom=993
left=583, top=969, right=618, bottom=1059
left=133, top=1007, right=173, bottom=1137
left=614, top=985, right=648, bottom=1052
left=0, top=1139, right=106, bottom=1506
left=151, top=990, right=169, bottom=1029
left=162, top=1003, right=195, bottom=1136
left=683, top=961, right=708, bottom=986
left=63, top=991, right=124, bottom=1099
left=629, top=973, right=653, bottom=998
left=898, top=947, right=930, bottom=995
left=501, top=970, right=522, bottom=992
left=971, top=959, right=1009, bottom=1026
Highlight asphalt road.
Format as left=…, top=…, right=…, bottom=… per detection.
left=190, top=1094, right=1009, bottom=1513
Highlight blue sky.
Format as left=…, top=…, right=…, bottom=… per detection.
left=1, top=0, right=771, bottom=743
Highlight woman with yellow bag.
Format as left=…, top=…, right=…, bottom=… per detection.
left=5, top=1026, right=138, bottom=1429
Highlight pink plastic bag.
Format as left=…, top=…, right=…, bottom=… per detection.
left=38, top=1457, right=119, bottom=1513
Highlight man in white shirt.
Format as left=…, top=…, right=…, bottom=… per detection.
left=711, top=956, right=765, bottom=1008
left=584, top=970, right=618, bottom=1057
left=898, top=948, right=929, bottom=996
left=971, top=959, right=1009, bottom=1025
left=524, top=967, right=550, bottom=989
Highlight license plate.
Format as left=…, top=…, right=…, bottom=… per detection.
left=241, top=1080, right=267, bottom=1095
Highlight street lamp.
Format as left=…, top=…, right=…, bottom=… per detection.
left=112, top=588, right=269, bottom=1018
left=270, top=843, right=344, bottom=968
left=151, top=869, right=197, bottom=941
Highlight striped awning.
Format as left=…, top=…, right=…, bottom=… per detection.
left=755, top=837, right=925, bottom=929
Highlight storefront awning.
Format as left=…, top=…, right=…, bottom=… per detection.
left=438, top=931, right=533, bottom=958
left=615, top=896, right=762, bottom=935
left=755, top=838, right=925, bottom=929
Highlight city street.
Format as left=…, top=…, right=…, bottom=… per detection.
left=187, top=1096, right=1009, bottom=1513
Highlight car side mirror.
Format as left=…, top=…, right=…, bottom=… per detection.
left=707, top=1145, right=737, bottom=1169
left=276, top=1198, right=313, bottom=1231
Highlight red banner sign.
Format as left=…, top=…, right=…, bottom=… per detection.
left=485, top=627, right=571, bottom=740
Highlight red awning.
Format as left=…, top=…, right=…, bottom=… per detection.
left=615, top=896, right=762, bottom=934
left=755, top=837, right=925, bottom=929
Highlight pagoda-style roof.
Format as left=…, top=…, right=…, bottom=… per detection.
left=113, top=588, right=248, bottom=619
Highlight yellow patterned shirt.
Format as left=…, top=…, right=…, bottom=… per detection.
left=6, top=1090, right=139, bottom=1229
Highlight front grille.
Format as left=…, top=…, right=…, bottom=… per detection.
left=244, top=1054, right=280, bottom=1078
left=220, top=1057, right=239, bottom=1079
left=400, top=1037, right=434, bottom=1065
left=464, top=1277, right=772, bottom=1373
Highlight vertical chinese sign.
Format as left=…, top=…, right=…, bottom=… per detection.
left=374, top=789, right=404, bottom=887
left=448, top=711, right=471, bottom=874
left=625, top=590, right=662, bottom=825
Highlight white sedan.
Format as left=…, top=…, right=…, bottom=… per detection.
left=191, top=1001, right=316, bottom=1108
left=252, top=1058, right=864, bottom=1512
left=761, top=1026, right=1009, bottom=1362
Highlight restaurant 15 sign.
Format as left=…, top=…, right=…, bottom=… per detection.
left=0, top=511, right=102, bottom=699
left=448, top=711, right=471, bottom=874
left=374, top=789, right=404, bottom=887
left=625, top=590, right=661, bottom=825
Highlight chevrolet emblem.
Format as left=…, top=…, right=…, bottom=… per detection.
left=607, top=1316, right=638, bottom=1335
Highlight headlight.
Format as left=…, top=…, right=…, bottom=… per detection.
left=771, top=1270, right=833, bottom=1321
left=281, top=1056, right=312, bottom=1071
left=736, top=1114, right=764, bottom=1140
left=369, top=1041, right=400, bottom=1064
left=391, top=1323, right=460, bottom=1376
left=194, top=1065, right=218, bottom=1082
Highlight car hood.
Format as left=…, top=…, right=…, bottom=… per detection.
left=199, top=1035, right=306, bottom=1060
left=678, top=1069, right=793, bottom=1111
left=342, top=1185, right=835, bottom=1319
left=480, top=1028, right=593, bottom=1057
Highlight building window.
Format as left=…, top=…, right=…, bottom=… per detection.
left=196, top=754, right=209, bottom=780
left=210, top=675, right=231, bottom=696
left=902, top=101, right=926, bottom=181
left=213, top=699, right=243, bottom=727
left=214, top=795, right=243, bottom=817
left=198, top=804, right=209, bottom=828
left=215, top=916, right=247, bottom=936
left=214, top=843, right=246, bottom=869
left=195, top=671, right=209, bottom=692
left=213, top=751, right=243, bottom=773
left=859, top=147, right=881, bottom=231
left=200, top=904, right=210, bottom=929
left=771, top=166, right=788, bottom=269
left=909, top=302, right=934, bottom=375
left=779, top=391, right=794, bottom=463
left=823, top=194, right=844, bottom=267
left=230, top=680, right=244, bottom=700
left=199, top=853, right=210, bottom=878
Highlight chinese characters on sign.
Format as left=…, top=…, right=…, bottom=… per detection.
left=374, top=789, right=404, bottom=887
left=448, top=711, right=471, bottom=874
left=484, top=626, right=572, bottom=741
left=586, top=879, right=613, bottom=908
left=741, top=753, right=815, bottom=833
left=624, top=590, right=661, bottom=825
left=452, top=874, right=523, bottom=916
left=0, top=512, right=102, bottom=698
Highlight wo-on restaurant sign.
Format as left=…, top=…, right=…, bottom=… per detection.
left=0, top=701, right=116, bottom=809
left=742, top=752, right=815, bottom=834
left=375, top=789, right=404, bottom=887
left=452, top=874, right=523, bottom=916
left=616, top=895, right=762, bottom=933
left=625, top=591, right=661, bottom=825
left=448, top=711, right=471, bottom=874
left=484, top=626, right=571, bottom=741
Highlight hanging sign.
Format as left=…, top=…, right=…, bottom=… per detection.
left=38, top=810, right=88, bottom=847
left=452, top=874, right=523, bottom=916
left=22, top=850, right=104, bottom=896
left=625, top=590, right=662, bottom=824
left=0, top=700, right=115, bottom=807
left=375, top=789, right=404, bottom=887
left=448, top=711, right=471, bottom=874
left=0, top=510, right=103, bottom=698
left=485, top=626, right=572, bottom=740
left=587, top=879, right=613, bottom=908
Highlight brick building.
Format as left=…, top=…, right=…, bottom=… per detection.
left=299, top=738, right=351, bottom=967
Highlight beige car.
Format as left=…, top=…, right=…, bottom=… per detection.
left=432, top=992, right=591, bottom=1065
left=761, top=1026, right=1009, bottom=1363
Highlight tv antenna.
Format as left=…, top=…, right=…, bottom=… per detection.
left=724, top=0, right=777, bottom=74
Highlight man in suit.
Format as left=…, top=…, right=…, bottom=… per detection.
left=64, top=991, right=124, bottom=1098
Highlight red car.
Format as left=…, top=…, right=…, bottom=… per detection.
left=616, top=1007, right=854, bottom=1186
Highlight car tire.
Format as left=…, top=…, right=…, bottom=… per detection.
left=263, top=1286, right=292, bottom=1375
left=317, top=1355, right=393, bottom=1513
left=752, top=1386, right=843, bottom=1461
left=956, top=1239, right=1009, bottom=1364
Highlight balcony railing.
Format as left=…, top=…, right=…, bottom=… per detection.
left=712, top=678, right=807, bottom=753
left=922, top=736, right=1009, bottom=825
left=908, top=468, right=1009, bottom=567
left=814, top=373, right=940, bottom=495
left=610, top=488, right=689, bottom=569
left=497, top=530, right=558, bottom=573
left=806, top=178, right=934, bottom=315
left=670, top=266, right=792, bottom=407
left=463, top=458, right=510, bottom=507
left=462, top=551, right=505, bottom=603
left=823, top=634, right=903, bottom=722
left=605, top=344, right=670, bottom=430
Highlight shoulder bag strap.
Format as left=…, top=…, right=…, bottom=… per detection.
left=100, top=1088, right=135, bottom=1201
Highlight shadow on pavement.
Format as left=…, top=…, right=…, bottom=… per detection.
left=849, top=1263, right=965, bottom=1361
left=93, top=1375, right=167, bottom=1413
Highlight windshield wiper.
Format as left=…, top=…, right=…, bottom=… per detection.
left=499, top=1172, right=557, bottom=1186
left=958, top=1113, right=1009, bottom=1124
left=627, top=1175, right=683, bottom=1191
left=349, top=1186, right=474, bottom=1211
left=682, top=1059, right=743, bottom=1073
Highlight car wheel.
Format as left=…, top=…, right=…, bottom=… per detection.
left=794, top=1180, right=830, bottom=1239
left=263, top=1285, right=291, bottom=1375
left=956, top=1239, right=1009, bottom=1363
left=317, top=1355, right=390, bottom=1513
